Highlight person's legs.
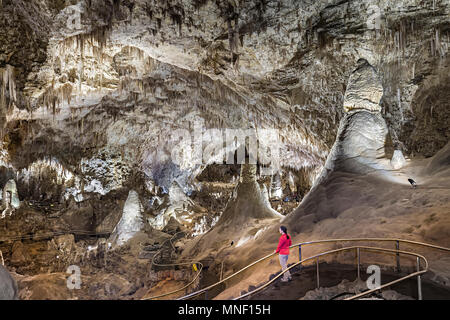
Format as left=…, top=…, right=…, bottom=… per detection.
left=279, top=255, right=292, bottom=281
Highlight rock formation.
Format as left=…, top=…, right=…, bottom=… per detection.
left=391, top=150, right=407, bottom=170
left=1, top=179, right=20, bottom=218
left=109, top=190, right=145, bottom=247
left=216, top=164, right=282, bottom=228
left=269, top=171, right=283, bottom=200
left=343, top=59, right=384, bottom=113
left=314, top=59, right=389, bottom=183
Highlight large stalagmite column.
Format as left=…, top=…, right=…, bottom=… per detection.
left=315, top=58, right=389, bottom=184
left=216, top=164, right=281, bottom=228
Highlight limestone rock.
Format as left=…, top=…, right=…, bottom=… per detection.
left=390, top=150, right=406, bottom=170
left=51, top=234, right=76, bottom=255
left=109, top=190, right=145, bottom=247
left=381, top=290, right=414, bottom=300
left=319, top=110, right=388, bottom=177
left=148, top=181, right=205, bottom=231
left=261, top=184, right=272, bottom=208
left=0, top=265, right=18, bottom=300
left=62, top=205, right=94, bottom=231
left=162, top=216, right=186, bottom=235
left=343, top=59, right=384, bottom=113
left=11, top=241, right=31, bottom=265
left=16, top=273, right=73, bottom=300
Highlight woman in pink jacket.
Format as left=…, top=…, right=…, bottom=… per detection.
left=275, top=225, right=292, bottom=282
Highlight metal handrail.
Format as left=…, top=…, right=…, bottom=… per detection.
left=178, top=237, right=450, bottom=300
left=235, top=246, right=428, bottom=300
left=0, top=229, right=113, bottom=242
left=141, top=231, right=204, bottom=300
left=178, top=250, right=275, bottom=300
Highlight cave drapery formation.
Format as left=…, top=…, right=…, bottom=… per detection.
left=0, top=0, right=449, bottom=300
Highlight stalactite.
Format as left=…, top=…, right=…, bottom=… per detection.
left=0, top=65, right=17, bottom=112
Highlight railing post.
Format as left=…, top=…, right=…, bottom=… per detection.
left=316, top=257, right=320, bottom=288
left=417, top=257, right=422, bottom=300
left=357, top=248, right=360, bottom=280
left=396, top=241, right=401, bottom=273
left=298, top=245, right=302, bottom=270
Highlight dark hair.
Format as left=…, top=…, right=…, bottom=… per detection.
left=280, top=226, right=290, bottom=239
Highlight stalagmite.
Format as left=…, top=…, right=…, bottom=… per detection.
left=270, top=171, right=283, bottom=200
left=215, top=164, right=282, bottom=228
left=1, top=179, right=20, bottom=218
left=391, top=150, right=407, bottom=170
left=314, top=58, right=388, bottom=184
left=109, top=190, right=145, bottom=247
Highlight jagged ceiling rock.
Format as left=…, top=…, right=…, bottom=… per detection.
left=1, top=0, right=448, bottom=157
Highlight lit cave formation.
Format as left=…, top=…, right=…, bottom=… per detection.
left=0, top=0, right=449, bottom=301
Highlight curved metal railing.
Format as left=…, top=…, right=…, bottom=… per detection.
left=178, top=238, right=450, bottom=300
left=235, top=246, right=428, bottom=300
left=0, top=229, right=112, bottom=242
left=3, top=228, right=447, bottom=300
left=141, top=231, right=204, bottom=300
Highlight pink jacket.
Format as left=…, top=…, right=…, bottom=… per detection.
left=276, top=234, right=292, bottom=255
